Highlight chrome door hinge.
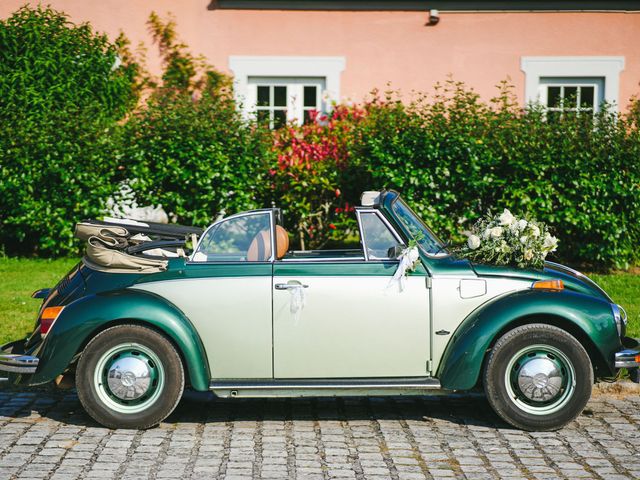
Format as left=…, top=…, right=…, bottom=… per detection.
left=425, top=277, right=432, bottom=289
left=426, top=360, right=433, bottom=374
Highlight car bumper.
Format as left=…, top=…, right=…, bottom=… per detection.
left=0, top=339, right=39, bottom=376
left=615, top=349, right=640, bottom=369
left=615, top=337, right=640, bottom=383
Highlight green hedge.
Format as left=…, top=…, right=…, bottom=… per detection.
left=346, top=83, right=640, bottom=269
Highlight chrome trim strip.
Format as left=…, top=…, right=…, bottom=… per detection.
left=279, top=257, right=367, bottom=262
left=614, top=349, right=640, bottom=369
left=209, top=377, right=441, bottom=390
left=0, top=354, right=39, bottom=374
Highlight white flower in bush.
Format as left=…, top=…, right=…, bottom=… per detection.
left=456, top=209, right=558, bottom=269
left=530, top=225, right=541, bottom=237
left=490, top=226, right=503, bottom=239
left=467, top=235, right=481, bottom=250
left=543, top=233, right=558, bottom=252
left=499, top=209, right=515, bottom=226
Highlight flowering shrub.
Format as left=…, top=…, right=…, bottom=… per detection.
left=269, top=107, right=365, bottom=249
left=456, top=209, right=558, bottom=269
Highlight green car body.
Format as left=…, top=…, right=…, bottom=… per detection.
left=1, top=190, right=636, bottom=430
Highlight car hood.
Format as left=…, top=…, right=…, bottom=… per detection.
left=471, top=261, right=612, bottom=303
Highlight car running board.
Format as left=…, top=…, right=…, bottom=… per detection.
left=209, top=377, right=444, bottom=398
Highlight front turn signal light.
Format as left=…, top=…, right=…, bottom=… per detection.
left=40, top=306, right=64, bottom=335
left=532, top=279, right=564, bottom=291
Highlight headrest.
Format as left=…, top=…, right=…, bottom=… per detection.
left=246, top=225, right=290, bottom=261
left=275, top=225, right=289, bottom=259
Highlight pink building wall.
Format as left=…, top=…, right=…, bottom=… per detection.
left=2, top=1, right=639, bottom=108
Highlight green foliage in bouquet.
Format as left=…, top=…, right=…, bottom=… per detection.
left=455, top=209, right=558, bottom=270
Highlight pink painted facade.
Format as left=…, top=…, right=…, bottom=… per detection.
left=2, top=1, right=639, bottom=116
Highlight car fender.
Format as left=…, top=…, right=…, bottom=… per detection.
left=30, top=289, right=210, bottom=391
left=436, top=288, right=620, bottom=391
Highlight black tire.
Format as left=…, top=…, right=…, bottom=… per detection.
left=76, top=324, right=185, bottom=429
left=483, top=323, right=593, bottom=431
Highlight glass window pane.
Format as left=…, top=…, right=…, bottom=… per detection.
left=391, top=199, right=445, bottom=255
left=580, top=86, right=595, bottom=109
left=257, top=86, right=270, bottom=107
left=274, top=86, right=287, bottom=107
left=194, top=213, right=272, bottom=262
left=273, top=109, right=286, bottom=129
left=547, top=87, right=561, bottom=108
left=360, top=212, right=400, bottom=260
left=303, top=86, right=317, bottom=108
left=564, top=86, right=578, bottom=107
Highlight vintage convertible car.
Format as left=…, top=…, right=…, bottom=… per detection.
left=1, top=190, right=638, bottom=431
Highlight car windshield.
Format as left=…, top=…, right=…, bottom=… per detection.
left=391, top=198, right=446, bottom=255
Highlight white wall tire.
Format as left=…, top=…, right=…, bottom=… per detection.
left=484, top=323, right=593, bottom=431
left=76, top=324, right=184, bottom=429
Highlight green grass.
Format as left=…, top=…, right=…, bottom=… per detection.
left=590, top=272, right=639, bottom=338
left=0, top=258, right=77, bottom=345
left=0, top=258, right=638, bottom=346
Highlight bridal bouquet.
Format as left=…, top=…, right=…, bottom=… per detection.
left=457, top=209, right=558, bottom=269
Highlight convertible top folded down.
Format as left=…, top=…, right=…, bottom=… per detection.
left=75, top=218, right=203, bottom=273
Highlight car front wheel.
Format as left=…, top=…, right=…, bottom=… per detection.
left=483, top=323, right=593, bottom=431
left=76, top=324, right=185, bottom=429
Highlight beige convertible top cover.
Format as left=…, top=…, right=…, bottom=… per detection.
left=75, top=222, right=168, bottom=273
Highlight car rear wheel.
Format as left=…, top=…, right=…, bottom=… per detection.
left=76, top=324, right=185, bottom=429
left=483, top=323, right=593, bottom=431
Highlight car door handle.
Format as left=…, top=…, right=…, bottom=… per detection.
left=275, top=283, right=309, bottom=290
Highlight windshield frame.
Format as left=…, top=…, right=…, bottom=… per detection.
left=388, top=196, right=448, bottom=257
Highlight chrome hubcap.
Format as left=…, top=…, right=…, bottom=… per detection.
left=505, top=344, right=576, bottom=416
left=106, top=355, right=154, bottom=401
left=516, top=355, right=565, bottom=402
left=94, top=343, right=164, bottom=414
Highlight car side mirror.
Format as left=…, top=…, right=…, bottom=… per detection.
left=387, top=245, right=405, bottom=259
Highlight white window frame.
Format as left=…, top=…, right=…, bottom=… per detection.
left=249, top=77, right=326, bottom=128
left=521, top=56, right=625, bottom=111
left=229, top=56, right=346, bottom=122
left=539, top=77, right=604, bottom=116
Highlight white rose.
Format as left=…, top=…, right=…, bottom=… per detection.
left=517, top=219, right=528, bottom=231
left=509, top=222, right=519, bottom=234
left=530, top=225, right=541, bottom=237
left=519, top=235, right=528, bottom=244
left=499, top=209, right=515, bottom=226
left=543, top=234, right=558, bottom=252
left=524, top=249, right=534, bottom=261
left=490, top=226, right=503, bottom=239
left=482, top=228, right=492, bottom=240
left=467, top=235, right=481, bottom=250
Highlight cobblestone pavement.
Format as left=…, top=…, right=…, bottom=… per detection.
left=0, top=389, right=638, bottom=480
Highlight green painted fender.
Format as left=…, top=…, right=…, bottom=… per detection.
left=437, top=288, right=620, bottom=391
left=30, top=289, right=210, bottom=391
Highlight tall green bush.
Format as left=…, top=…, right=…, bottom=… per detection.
left=0, top=6, right=139, bottom=255
left=117, top=13, right=272, bottom=227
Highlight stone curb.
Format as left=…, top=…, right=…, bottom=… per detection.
left=593, top=380, right=640, bottom=395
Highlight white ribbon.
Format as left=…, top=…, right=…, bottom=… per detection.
left=289, top=285, right=306, bottom=325
left=387, top=246, right=420, bottom=292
